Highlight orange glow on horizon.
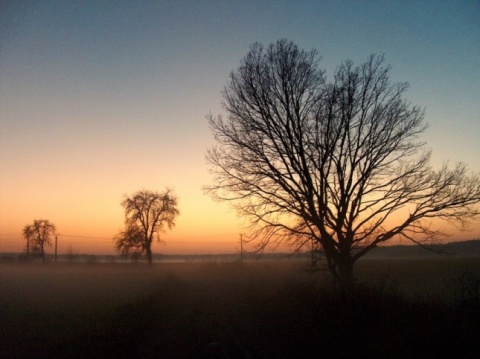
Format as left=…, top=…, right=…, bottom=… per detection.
left=1, top=163, right=479, bottom=256
left=2, top=209, right=479, bottom=256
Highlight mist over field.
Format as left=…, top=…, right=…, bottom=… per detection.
left=2, top=252, right=480, bottom=358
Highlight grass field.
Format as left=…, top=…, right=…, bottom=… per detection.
left=1, top=257, right=480, bottom=358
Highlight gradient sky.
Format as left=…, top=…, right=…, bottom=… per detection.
left=1, top=0, right=479, bottom=255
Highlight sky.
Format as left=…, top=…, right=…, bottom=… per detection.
left=1, top=0, right=479, bottom=255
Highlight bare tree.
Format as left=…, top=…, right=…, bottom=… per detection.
left=115, top=189, right=179, bottom=265
left=22, top=219, right=56, bottom=263
left=205, top=39, right=480, bottom=289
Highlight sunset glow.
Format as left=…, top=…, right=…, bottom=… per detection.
left=1, top=1, right=479, bottom=255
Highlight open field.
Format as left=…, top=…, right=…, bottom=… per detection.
left=1, top=257, right=480, bottom=358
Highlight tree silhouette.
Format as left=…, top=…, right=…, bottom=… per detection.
left=206, top=39, right=480, bottom=289
left=115, top=189, right=179, bottom=264
left=22, top=219, right=56, bottom=263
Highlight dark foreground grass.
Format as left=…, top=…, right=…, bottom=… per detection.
left=1, top=259, right=480, bottom=358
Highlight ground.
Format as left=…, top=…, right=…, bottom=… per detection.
left=1, top=257, right=479, bottom=358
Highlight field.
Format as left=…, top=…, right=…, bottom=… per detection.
left=1, top=257, right=480, bottom=358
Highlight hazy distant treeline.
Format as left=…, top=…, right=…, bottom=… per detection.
left=2, top=239, right=480, bottom=264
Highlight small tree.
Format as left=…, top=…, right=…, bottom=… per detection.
left=115, top=189, right=179, bottom=264
left=206, top=39, right=480, bottom=290
left=22, top=219, right=56, bottom=263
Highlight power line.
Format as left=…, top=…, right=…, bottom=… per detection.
left=60, top=233, right=239, bottom=243
left=0, top=232, right=241, bottom=248
left=60, top=234, right=112, bottom=240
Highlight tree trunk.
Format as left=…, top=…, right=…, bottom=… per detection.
left=146, top=244, right=153, bottom=265
left=40, top=243, right=45, bottom=264
left=338, top=259, right=354, bottom=291
left=331, top=253, right=355, bottom=293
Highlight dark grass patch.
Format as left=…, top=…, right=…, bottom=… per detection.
left=75, top=267, right=480, bottom=358
left=2, top=261, right=480, bottom=358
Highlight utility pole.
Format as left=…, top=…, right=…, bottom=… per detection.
left=239, top=234, right=244, bottom=261
left=311, top=237, right=315, bottom=266
left=54, top=234, right=58, bottom=263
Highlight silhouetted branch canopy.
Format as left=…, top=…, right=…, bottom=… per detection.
left=114, top=225, right=145, bottom=256
left=115, top=189, right=180, bottom=262
left=22, top=219, right=56, bottom=255
left=122, top=189, right=179, bottom=240
left=206, top=40, right=480, bottom=267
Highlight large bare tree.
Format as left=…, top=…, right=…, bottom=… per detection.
left=115, top=189, right=179, bottom=264
left=22, top=219, right=56, bottom=263
left=206, top=39, right=480, bottom=289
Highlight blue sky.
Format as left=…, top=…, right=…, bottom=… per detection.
left=1, top=0, right=479, bottom=253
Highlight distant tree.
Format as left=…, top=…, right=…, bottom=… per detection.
left=115, top=189, right=179, bottom=265
left=22, top=219, right=56, bottom=263
left=205, top=39, right=480, bottom=290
